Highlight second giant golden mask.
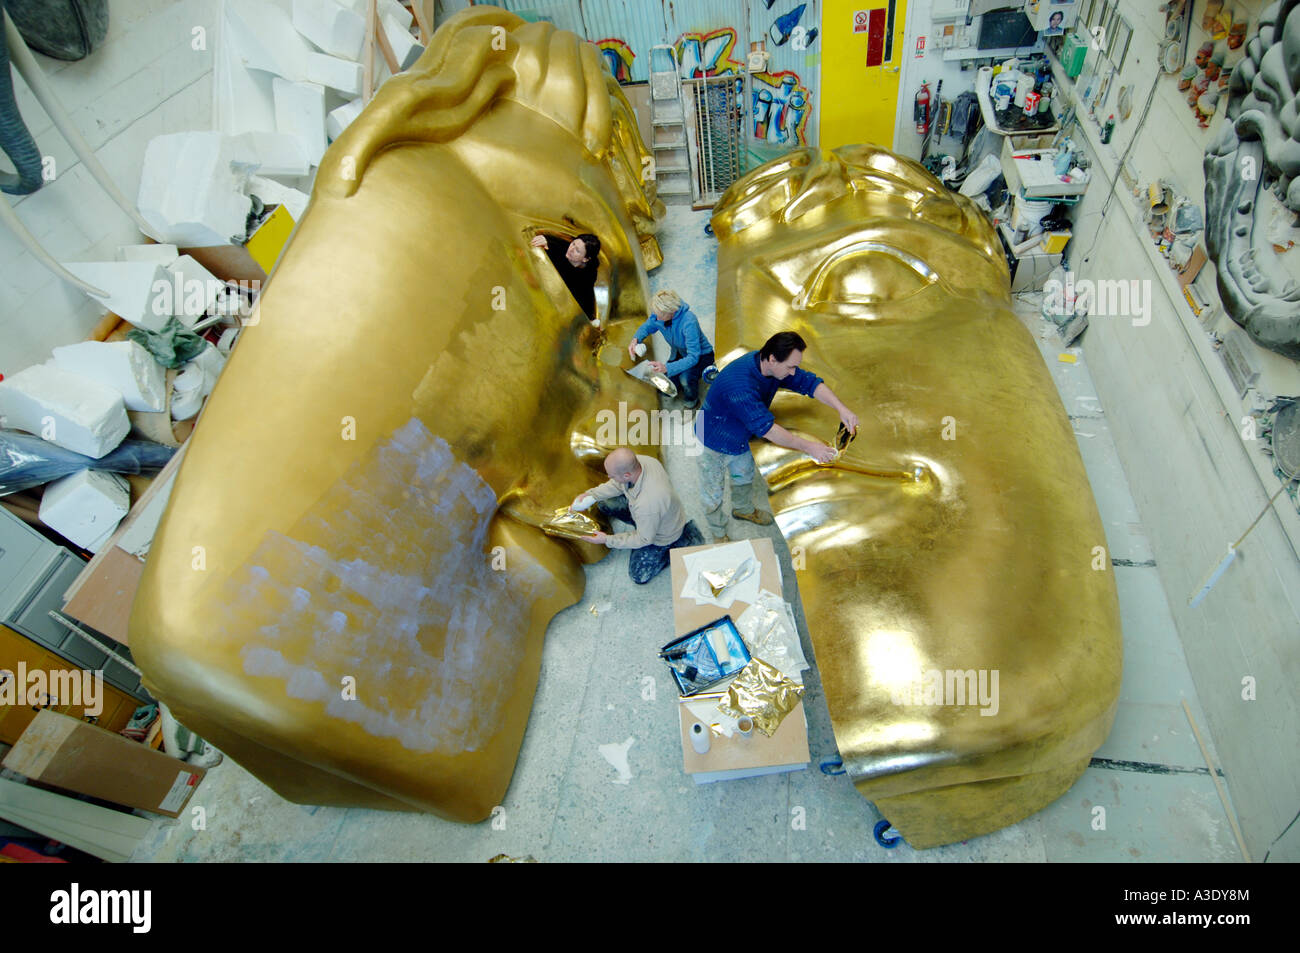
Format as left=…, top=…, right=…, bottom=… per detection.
left=710, top=145, right=1123, bottom=848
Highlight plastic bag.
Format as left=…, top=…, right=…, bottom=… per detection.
left=958, top=153, right=1002, bottom=198
left=0, top=429, right=175, bottom=496
left=127, top=318, right=207, bottom=369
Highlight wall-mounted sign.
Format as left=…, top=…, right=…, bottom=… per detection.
left=915, top=36, right=926, bottom=58
left=854, top=10, right=869, bottom=33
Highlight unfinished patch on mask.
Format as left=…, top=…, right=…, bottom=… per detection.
left=216, top=418, right=527, bottom=754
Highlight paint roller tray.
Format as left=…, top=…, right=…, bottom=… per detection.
left=660, top=616, right=750, bottom=696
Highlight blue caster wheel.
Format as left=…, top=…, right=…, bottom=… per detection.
left=704, top=222, right=714, bottom=237
left=874, top=819, right=902, bottom=848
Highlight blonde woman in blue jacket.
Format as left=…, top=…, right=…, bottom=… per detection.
left=628, top=290, right=716, bottom=408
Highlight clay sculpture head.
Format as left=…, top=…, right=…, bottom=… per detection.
left=1204, top=0, right=1300, bottom=359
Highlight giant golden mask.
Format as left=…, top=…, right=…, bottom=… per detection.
left=128, top=7, right=665, bottom=821
left=710, top=146, right=1123, bottom=848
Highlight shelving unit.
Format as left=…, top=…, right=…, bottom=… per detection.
left=1045, top=47, right=1300, bottom=562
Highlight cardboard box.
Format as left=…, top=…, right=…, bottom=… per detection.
left=178, top=203, right=298, bottom=285
left=2, top=709, right=203, bottom=817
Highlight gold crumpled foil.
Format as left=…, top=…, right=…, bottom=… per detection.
left=718, top=657, right=805, bottom=736
left=541, top=506, right=600, bottom=541
left=700, top=557, right=755, bottom=597
left=648, top=371, right=678, bottom=397
left=820, top=421, right=858, bottom=465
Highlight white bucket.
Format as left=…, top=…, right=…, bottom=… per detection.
left=1012, top=195, right=1054, bottom=232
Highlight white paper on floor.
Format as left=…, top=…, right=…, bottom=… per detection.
left=735, top=589, right=809, bottom=683
left=598, top=737, right=635, bottom=784
left=679, top=540, right=761, bottom=609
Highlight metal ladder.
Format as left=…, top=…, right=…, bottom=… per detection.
left=648, top=44, right=692, bottom=206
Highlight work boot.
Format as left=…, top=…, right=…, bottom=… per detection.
left=732, top=508, right=773, bottom=526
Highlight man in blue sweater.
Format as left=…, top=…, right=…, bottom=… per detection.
left=628, top=290, right=715, bottom=408
left=695, top=331, right=858, bottom=542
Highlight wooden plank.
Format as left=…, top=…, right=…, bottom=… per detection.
left=679, top=697, right=809, bottom=775
left=374, top=13, right=402, bottom=74
left=363, top=0, right=376, bottom=101
left=60, top=546, right=145, bottom=646
left=410, top=0, right=432, bottom=45
left=669, top=537, right=781, bottom=637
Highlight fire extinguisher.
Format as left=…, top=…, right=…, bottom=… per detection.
left=914, top=82, right=931, bottom=134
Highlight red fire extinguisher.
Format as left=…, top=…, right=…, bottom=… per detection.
left=914, top=82, right=931, bottom=134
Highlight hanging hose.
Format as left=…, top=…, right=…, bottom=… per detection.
left=0, top=15, right=44, bottom=194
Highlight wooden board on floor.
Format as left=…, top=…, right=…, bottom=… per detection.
left=668, top=537, right=781, bottom=636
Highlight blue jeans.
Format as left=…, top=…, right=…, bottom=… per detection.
left=670, top=349, right=715, bottom=404
left=597, top=497, right=705, bottom=584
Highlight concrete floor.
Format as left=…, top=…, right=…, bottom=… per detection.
left=130, top=206, right=1243, bottom=862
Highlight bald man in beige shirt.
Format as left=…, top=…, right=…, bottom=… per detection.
left=571, top=448, right=704, bottom=584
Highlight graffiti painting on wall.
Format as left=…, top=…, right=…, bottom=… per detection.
left=595, top=38, right=635, bottom=83
left=674, top=25, right=815, bottom=146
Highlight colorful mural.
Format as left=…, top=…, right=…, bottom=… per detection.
left=673, top=26, right=813, bottom=145
left=752, top=70, right=810, bottom=145
left=595, top=37, right=635, bottom=82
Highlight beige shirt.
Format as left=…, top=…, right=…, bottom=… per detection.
left=586, top=454, right=688, bottom=549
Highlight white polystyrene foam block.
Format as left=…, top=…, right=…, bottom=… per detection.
left=247, top=175, right=310, bottom=222
left=165, top=255, right=224, bottom=326
left=304, top=51, right=362, bottom=94
left=337, top=0, right=410, bottom=28
left=51, top=341, right=166, bottom=413
left=273, top=79, right=327, bottom=167
left=119, top=243, right=179, bottom=265
left=38, top=470, right=130, bottom=552
left=0, top=364, right=129, bottom=459
left=228, top=0, right=312, bottom=78
left=58, top=261, right=172, bottom=332
left=137, top=132, right=253, bottom=248
left=214, top=30, right=278, bottom=136
left=228, top=131, right=311, bottom=178
left=325, top=96, right=364, bottom=139
left=171, top=344, right=228, bottom=422
left=335, top=0, right=413, bottom=29
left=293, top=0, right=366, bottom=61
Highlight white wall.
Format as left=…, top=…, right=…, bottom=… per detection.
left=1, top=0, right=218, bottom=374
left=894, top=0, right=980, bottom=158
left=1056, top=0, right=1300, bottom=861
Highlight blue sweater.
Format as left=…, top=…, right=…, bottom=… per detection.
left=632, top=304, right=713, bottom=377
left=696, top=351, right=823, bottom=455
